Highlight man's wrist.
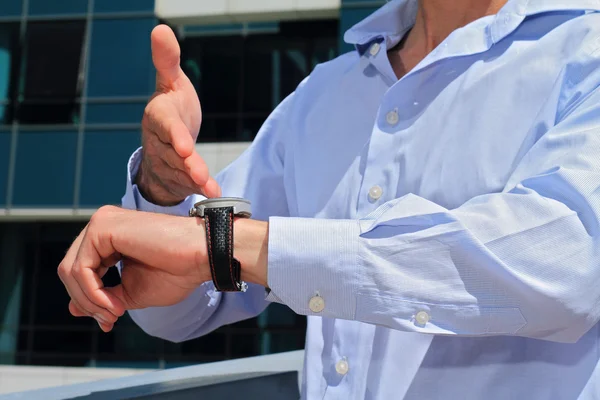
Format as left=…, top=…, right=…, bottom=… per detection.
left=234, top=218, right=269, bottom=288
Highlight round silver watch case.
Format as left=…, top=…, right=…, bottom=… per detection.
left=189, top=197, right=252, bottom=218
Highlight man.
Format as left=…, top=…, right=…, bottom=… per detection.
left=59, top=0, right=600, bottom=398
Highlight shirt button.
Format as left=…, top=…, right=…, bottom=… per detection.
left=386, top=109, right=399, bottom=125
left=368, top=185, right=383, bottom=201
left=415, top=311, right=430, bottom=326
left=369, top=42, right=381, bottom=56
left=309, top=295, right=325, bottom=313
left=335, top=359, right=349, bottom=375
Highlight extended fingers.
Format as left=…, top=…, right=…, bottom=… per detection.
left=145, top=134, right=211, bottom=193
left=158, top=140, right=209, bottom=187
left=143, top=97, right=193, bottom=158
left=202, top=177, right=222, bottom=198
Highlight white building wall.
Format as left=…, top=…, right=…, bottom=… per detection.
left=196, top=142, right=251, bottom=176
left=1, top=351, right=305, bottom=397
left=156, top=0, right=340, bottom=24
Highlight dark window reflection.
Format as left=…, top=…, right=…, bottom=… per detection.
left=33, top=330, right=92, bottom=355
left=0, top=23, right=20, bottom=125
left=243, top=38, right=275, bottom=113
left=198, top=37, right=243, bottom=115
left=198, top=117, right=239, bottom=143
left=97, top=319, right=162, bottom=358
left=18, top=100, right=81, bottom=125
left=231, top=334, right=260, bottom=357
left=18, top=21, right=85, bottom=125
left=242, top=117, right=269, bottom=141
left=280, top=48, right=309, bottom=102
left=180, top=332, right=227, bottom=356
left=180, top=19, right=338, bottom=143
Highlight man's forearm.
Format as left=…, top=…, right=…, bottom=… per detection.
left=234, top=218, right=269, bottom=288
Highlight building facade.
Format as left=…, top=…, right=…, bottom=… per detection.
left=0, top=0, right=384, bottom=371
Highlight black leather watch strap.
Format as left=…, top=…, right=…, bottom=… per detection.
left=203, top=206, right=244, bottom=292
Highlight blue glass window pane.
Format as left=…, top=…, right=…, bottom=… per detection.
left=28, top=0, right=87, bottom=16
left=86, top=102, right=146, bottom=124
left=0, top=23, right=20, bottom=124
left=79, top=130, right=140, bottom=207
left=94, top=0, right=154, bottom=13
left=184, top=23, right=244, bottom=36
left=0, top=131, right=10, bottom=207
left=13, top=130, right=77, bottom=207
left=87, top=18, right=156, bottom=97
left=0, top=0, right=23, bottom=17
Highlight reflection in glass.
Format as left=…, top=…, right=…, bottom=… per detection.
left=0, top=23, right=20, bottom=124
left=242, top=117, right=269, bottom=141
left=14, top=222, right=89, bottom=366
left=28, top=0, right=87, bottom=16
left=94, top=0, right=155, bottom=13
left=0, top=131, right=10, bottom=206
left=0, top=0, right=23, bottom=18
left=85, top=102, right=147, bottom=124
left=243, top=38, right=276, bottom=113
left=187, top=36, right=244, bottom=114
left=80, top=130, right=141, bottom=207
left=33, top=329, right=92, bottom=355
left=12, top=130, right=77, bottom=206
left=180, top=332, right=227, bottom=357
left=0, top=224, right=25, bottom=365
left=180, top=19, right=338, bottom=143
left=87, top=18, right=155, bottom=97
left=18, top=21, right=85, bottom=124
left=231, top=334, right=261, bottom=358
left=199, top=117, right=239, bottom=142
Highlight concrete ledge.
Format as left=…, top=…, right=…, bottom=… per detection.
left=0, top=351, right=304, bottom=400
left=0, top=208, right=98, bottom=221
left=0, top=365, right=150, bottom=395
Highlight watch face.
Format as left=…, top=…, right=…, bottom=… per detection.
left=190, top=197, right=252, bottom=218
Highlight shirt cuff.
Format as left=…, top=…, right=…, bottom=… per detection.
left=266, top=217, right=361, bottom=320
left=121, top=147, right=205, bottom=216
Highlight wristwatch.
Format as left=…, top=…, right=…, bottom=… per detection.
left=189, top=197, right=252, bottom=292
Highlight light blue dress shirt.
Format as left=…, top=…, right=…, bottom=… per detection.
left=122, top=0, right=600, bottom=398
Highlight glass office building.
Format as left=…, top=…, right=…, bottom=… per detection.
left=0, top=0, right=384, bottom=370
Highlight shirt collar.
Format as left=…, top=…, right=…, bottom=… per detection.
left=344, top=0, right=600, bottom=55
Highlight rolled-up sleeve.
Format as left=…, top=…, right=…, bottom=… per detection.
left=267, top=88, right=600, bottom=344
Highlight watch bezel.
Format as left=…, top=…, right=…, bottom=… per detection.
left=189, top=197, right=252, bottom=218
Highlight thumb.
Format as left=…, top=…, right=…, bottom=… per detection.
left=105, top=285, right=143, bottom=311
left=151, top=24, right=183, bottom=91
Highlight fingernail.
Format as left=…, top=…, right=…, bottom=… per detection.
left=94, top=314, right=108, bottom=325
